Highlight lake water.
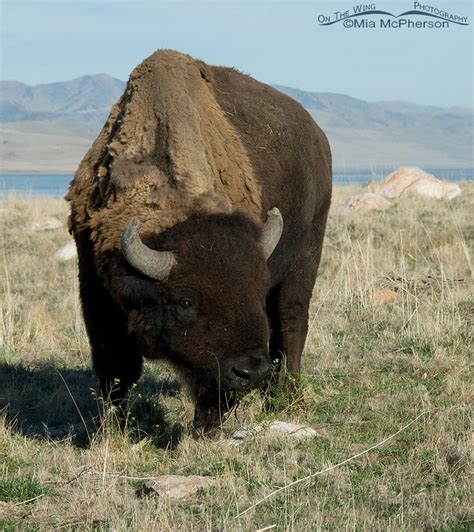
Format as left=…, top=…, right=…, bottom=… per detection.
left=0, top=169, right=472, bottom=198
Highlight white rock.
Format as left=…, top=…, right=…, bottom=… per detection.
left=267, top=421, right=318, bottom=440
left=52, top=240, right=77, bottom=262
left=224, top=420, right=318, bottom=446
left=136, top=475, right=216, bottom=499
left=27, top=217, right=63, bottom=231
left=335, top=192, right=393, bottom=214
left=379, top=167, right=461, bottom=200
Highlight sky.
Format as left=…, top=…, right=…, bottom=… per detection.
left=0, top=1, right=473, bottom=108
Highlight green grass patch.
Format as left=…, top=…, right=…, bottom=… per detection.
left=0, top=475, right=48, bottom=503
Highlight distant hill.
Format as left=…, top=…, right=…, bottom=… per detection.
left=276, top=85, right=473, bottom=170
left=0, top=75, right=125, bottom=173
left=0, top=74, right=125, bottom=122
left=0, top=74, right=472, bottom=173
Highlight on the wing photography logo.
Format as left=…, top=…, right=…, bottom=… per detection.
left=317, top=2, right=470, bottom=29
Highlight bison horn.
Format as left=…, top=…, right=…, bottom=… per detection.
left=121, top=218, right=177, bottom=281
left=260, top=207, right=283, bottom=260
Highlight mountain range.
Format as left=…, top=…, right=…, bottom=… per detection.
left=1, top=74, right=472, bottom=173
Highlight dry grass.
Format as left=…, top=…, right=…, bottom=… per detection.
left=0, top=185, right=472, bottom=530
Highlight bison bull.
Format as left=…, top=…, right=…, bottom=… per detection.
left=67, top=50, right=332, bottom=432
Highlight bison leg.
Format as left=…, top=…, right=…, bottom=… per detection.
left=265, top=214, right=328, bottom=399
left=83, top=280, right=142, bottom=406
left=76, top=239, right=143, bottom=410
left=265, top=282, right=310, bottom=396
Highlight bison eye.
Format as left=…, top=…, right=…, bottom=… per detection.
left=179, top=297, right=193, bottom=309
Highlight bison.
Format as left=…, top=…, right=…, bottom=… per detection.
left=66, top=50, right=332, bottom=432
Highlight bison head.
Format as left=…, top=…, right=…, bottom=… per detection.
left=117, top=209, right=283, bottom=430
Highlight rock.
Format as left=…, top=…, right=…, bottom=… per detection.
left=335, top=167, right=461, bottom=216
left=379, top=167, right=461, bottom=200
left=224, top=420, right=318, bottom=446
left=27, top=217, right=63, bottom=231
left=53, top=240, right=77, bottom=262
left=136, top=475, right=216, bottom=499
left=228, top=425, right=264, bottom=444
left=335, top=192, right=393, bottom=214
left=267, top=421, right=318, bottom=440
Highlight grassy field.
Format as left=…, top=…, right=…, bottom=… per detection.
left=0, top=185, right=472, bottom=530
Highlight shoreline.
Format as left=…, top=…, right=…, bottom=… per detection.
left=1, top=181, right=473, bottom=201
left=1, top=167, right=473, bottom=178
left=1, top=168, right=472, bottom=198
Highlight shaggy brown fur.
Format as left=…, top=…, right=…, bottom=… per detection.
left=67, top=50, right=332, bottom=431
left=68, top=51, right=261, bottom=272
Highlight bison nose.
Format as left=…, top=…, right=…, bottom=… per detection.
left=231, top=367, right=251, bottom=380
left=230, top=347, right=271, bottom=388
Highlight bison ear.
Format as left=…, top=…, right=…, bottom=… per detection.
left=111, top=275, right=160, bottom=309
left=260, top=208, right=283, bottom=260
left=121, top=218, right=177, bottom=281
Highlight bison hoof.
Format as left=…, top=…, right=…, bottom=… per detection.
left=191, top=407, right=223, bottom=437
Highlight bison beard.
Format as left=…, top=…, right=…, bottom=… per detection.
left=67, top=50, right=332, bottom=434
